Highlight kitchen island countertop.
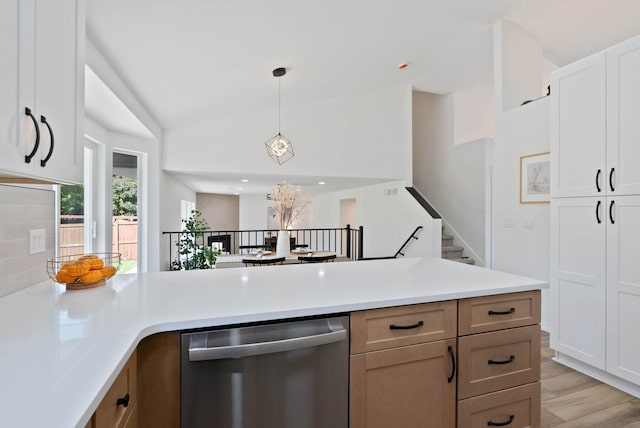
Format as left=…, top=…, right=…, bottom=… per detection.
left=0, top=257, right=547, bottom=427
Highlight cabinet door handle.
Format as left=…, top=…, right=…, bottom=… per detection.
left=488, top=307, right=515, bottom=316
left=609, top=200, right=615, bottom=224
left=447, top=345, right=456, bottom=383
left=596, top=200, right=602, bottom=224
left=596, top=169, right=601, bottom=192
left=389, top=320, right=423, bottom=330
left=487, top=415, right=514, bottom=426
left=24, top=107, right=40, bottom=164
left=40, top=116, right=54, bottom=167
left=609, top=168, right=615, bottom=192
left=116, top=393, right=130, bottom=408
left=488, top=355, right=515, bottom=365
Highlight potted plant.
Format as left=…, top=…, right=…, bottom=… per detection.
left=170, top=210, right=220, bottom=270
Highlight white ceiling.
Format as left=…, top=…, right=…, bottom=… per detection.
left=85, top=0, right=640, bottom=194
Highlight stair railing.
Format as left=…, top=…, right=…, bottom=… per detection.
left=394, top=226, right=423, bottom=257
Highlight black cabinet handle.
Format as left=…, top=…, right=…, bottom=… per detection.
left=596, top=200, right=602, bottom=224
left=389, top=320, right=423, bottom=330
left=40, top=115, right=54, bottom=167
left=610, top=200, right=615, bottom=224
left=488, top=307, right=515, bottom=316
left=116, top=393, right=130, bottom=408
left=488, top=355, right=515, bottom=365
left=596, top=169, right=601, bottom=192
left=24, top=107, right=40, bottom=164
left=609, top=168, right=615, bottom=192
left=447, top=345, right=456, bottom=383
left=488, top=415, right=514, bottom=426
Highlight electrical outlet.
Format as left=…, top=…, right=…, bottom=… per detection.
left=29, top=229, right=46, bottom=254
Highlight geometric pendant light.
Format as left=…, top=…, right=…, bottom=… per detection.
left=265, top=67, right=294, bottom=164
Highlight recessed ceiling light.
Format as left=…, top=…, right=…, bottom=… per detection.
left=234, top=193, right=239, bottom=195
left=318, top=181, right=325, bottom=185
left=237, top=187, right=243, bottom=190
left=241, top=179, right=249, bottom=182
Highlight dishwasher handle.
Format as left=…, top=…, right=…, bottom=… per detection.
left=188, top=325, right=348, bottom=361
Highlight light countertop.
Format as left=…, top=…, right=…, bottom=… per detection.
left=0, top=257, right=547, bottom=427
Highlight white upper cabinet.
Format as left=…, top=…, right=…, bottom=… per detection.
left=0, top=0, right=84, bottom=184
left=550, top=53, right=606, bottom=198
left=607, top=37, right=640, bottom=196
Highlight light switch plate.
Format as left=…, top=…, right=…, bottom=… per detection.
left=29, top=229, right=46, bottom=255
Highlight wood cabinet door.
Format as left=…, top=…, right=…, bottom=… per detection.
left=550, top=197, right=606, bottom=369
left=350, top=339, right=456, bottom=428
left=607, top=36, right=640, bottom=196
left=606, top=196, right=640, bottom=384
left=550, top=52, right=606, bottom=198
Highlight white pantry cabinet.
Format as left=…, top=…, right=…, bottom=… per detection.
left=0, top=0, right=84, bottom=184
left=551, top=34, right=640, bottom=393
left=550, top=197, right=606, bottom=369
left=606, top=196, right=640, bottom=385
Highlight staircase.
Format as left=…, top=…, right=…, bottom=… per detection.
left=441, top=228, right=475, bottom=265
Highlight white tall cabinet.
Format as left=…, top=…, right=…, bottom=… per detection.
left=551, top=35, right=640, bottom=395
left=0, top=0, right=84, bottom=184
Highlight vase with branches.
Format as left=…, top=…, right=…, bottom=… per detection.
left=269, top=182, right=310, bottom=256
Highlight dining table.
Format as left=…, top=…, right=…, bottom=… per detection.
left=215, top=250, right=344, bottom=268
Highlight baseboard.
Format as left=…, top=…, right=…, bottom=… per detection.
left=554, top=352, right=640, bottom=399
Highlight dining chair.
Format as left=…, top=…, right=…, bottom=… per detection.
left=242, top=257, right=286, bottom=267
left=298, top=254, right=336, bottom=263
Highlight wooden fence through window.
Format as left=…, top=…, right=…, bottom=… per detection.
left=60, top=215, right=138, bottom=260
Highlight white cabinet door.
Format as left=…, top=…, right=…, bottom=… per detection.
left=606, top=196, right=640, bottom=384
left=551, top=52, right=606, bottom=198
left=32, top=0, right=82, bottom=183
left=607, top=36, right=640, bottom=196
left=0, top=0, right=30, bottom=178
left=550, top=197, right=606, bottom=369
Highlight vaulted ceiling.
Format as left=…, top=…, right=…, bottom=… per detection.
left=85, top=0, right=640, bottom=193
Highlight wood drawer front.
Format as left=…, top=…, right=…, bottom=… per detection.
left=458, top=325, right=540, bottom=399
left=350, top=339, right=457, bottom=428
left=459, top=291, right=541, bottom=336
left=351, top=301, right=457, bottom=354
left=94, top=350, right=138, bottom=428
left=458, top=382, right=541, bottom=428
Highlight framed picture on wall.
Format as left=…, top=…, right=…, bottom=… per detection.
left=520, top=152, right=550, bottom=204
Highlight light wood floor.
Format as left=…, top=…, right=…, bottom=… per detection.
left=541, top=331, right=640, bottom=427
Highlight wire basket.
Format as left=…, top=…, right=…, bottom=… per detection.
left=47, top=253, right=121, bottom=290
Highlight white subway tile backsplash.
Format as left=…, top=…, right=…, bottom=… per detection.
left=0, top=185, right=55, bottom=297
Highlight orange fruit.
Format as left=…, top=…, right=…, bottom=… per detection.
left=101, top=266, right=117, bottom=279
left=78, top=254, right=98, bottom=260
left=79, top=270, right=102, bottom=284
left=56, top=269, right=78, bottom=284
left=88, top=258, right=104, bottom=270
left=61, top=261, right=90, bottom=277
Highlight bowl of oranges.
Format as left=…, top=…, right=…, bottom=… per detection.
left=47, top=253, right=121, bottom=290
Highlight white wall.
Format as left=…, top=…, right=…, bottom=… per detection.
left=311, top=181, right=440, bottom=259
left=494, top=20, right=544, bottom=112
left=159, top=172, right=196, bottom=271
left=412, top=91, right=487, bottom=266
left=163, top=85, right=413, bottom=183
left=492, top=20, right=551, bottom=330
left=454, top=83, right=495, bottom=145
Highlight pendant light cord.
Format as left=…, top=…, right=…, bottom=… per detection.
left=278, top=76, right=281, bottom=134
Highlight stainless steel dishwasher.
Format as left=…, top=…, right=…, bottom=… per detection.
left=181, top=315, right=349, bottom=428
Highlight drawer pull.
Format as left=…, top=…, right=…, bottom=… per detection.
left=447, top=345, right=456, bottom=383
left=488, top=355, right=515, bottom=365
left=487, top=415, right=514, bottom=426
left=488, top=307, right=515, bottom=316
left=389, top=320, right=424, bottom=330
left=116, top=393, right=130, bottom=408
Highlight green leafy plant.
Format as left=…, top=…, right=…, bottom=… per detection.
left=170, top=210, right=219, bottom=270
